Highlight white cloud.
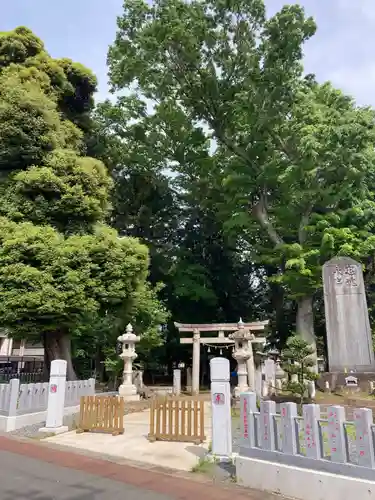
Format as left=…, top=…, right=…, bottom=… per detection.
left=265, top=0, right=375, bottom=106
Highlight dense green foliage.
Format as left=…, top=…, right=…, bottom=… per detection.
left=0, top=27, right=166, bottom=379
left=3, top=1, right=375, bottom=382
left=99, top=0, right=375, bottom=366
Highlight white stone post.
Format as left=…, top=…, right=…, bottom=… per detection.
left=118, top=323, right=140, bottom=401
left=192, top=329, right=200, bottom=395
left=173, top=369, right=181, bottom=396
left=0, top=336, right=12, bottom=356
left=307, top=380, right=316, bottom=399
left=186, top=366, right=192, bottom=392
left=255, top=362, right=263, bottom=397
left=327, top=405, right=348, bottom=463
left=280, top=402, right=298, bottom=455
left=39, top=359, right=68, bottom=435
left=260, top=400, right=276, bottom=450
left=246, top=351, right=255, bottom=391
left=354, top=408, right=375, bottom=468
left=303, top=404, right=322, bottom=459
left=210, top=357, right=232, bottom=461
left=240, top=391, right=257, bottom=448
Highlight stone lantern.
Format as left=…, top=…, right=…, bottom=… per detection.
left=118, top=323, right=140, bottom=400
left=229, top=318, right=255, bottom=397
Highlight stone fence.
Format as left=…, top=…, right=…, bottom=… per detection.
left=0, top=378, right=95, bottom=416
left=238, top=392, right=375, bottom=483
left=0, top=377, right=95, bottom=431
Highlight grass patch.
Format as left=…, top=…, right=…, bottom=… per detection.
left=191, top=456, right=216, bottom=474
left=231, top=407, right=240, bottom=418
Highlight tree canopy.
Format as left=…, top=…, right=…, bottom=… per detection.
left=102, top=0, right=375, bottom=361
left=0, top=26, right=166, bottom=379
left=3, top=2, right=375, bottom=382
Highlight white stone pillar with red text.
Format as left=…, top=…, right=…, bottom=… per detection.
left=118, top=323, right=140, bottom=401
left=39, top=359, right=68, bottom=435
left=210, top=357, right=232, bottom=461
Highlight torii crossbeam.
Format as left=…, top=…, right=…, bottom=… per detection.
left=174, top=319, right=269, bottom=394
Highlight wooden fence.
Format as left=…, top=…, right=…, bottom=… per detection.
left=77, top=395, right=124, bottom=436
left=148, top=397, right=205, bottom=444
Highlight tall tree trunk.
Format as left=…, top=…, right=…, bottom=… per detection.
left=296, top=296, right=315, bottom=344
left=296, top=295, right=317, bottom=371
left=43, top=331, right=77, bottom=380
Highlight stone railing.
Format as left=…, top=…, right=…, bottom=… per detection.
left=239, top=392, right=375, bottom=481
left=0, top=378, right=95, bottom=416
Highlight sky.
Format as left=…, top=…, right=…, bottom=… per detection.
left=2, top=0, right=374, bottom=106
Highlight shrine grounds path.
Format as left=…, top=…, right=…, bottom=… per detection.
left=0, top=435, right=282, bottom=500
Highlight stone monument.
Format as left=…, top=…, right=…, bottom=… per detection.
left=323, top=256, right=375, bottom=373
left=118, top=323, right=140, bottom=401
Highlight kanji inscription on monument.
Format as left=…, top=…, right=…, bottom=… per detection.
left=333, top=264, right=358, bottom=287
left=323, top=257, right=375, bottom=372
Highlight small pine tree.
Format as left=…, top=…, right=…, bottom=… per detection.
left=281, top=335, right=319, bottom=407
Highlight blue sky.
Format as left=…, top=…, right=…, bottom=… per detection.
left=2, top=0, right=374, bottom=106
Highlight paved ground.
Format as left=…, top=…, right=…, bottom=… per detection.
left=0, top=435, right=281, bottom=500
left=45, top=405, right=212, bottom=472
left=0, top=449, right=172, bottom=500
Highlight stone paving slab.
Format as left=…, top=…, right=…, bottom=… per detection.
left=45, top=405, right=213, bottom=472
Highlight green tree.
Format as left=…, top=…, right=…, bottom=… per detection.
left=4, top=149, right=113, bottom=234
left=0, top=218, right=151, bottom=380
left=0, top=66, right=81, bottom=175
left=90, top=94, right=271, bottom=376
left=108, top=0, right=375, bottom=356
left=0, top=27, right=165, bottom=379
left=281, top=335, right=318, bottom=407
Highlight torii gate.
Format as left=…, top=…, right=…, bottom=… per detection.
left=175, top=320, right=269, bottom=394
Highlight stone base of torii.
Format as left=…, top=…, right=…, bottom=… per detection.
left=175, top=319, right=269, bottom=396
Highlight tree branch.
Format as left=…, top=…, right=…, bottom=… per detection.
left=252, top=192, right=284, bottom=245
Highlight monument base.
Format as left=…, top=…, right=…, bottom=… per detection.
left=118, top=384, right=140, bottom=401
left=39, top=425, right=69, bottom=435
left=317, top=372, right=375, bottom=392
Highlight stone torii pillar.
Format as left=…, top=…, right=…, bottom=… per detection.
left=192, top=329, right=200, bottom=395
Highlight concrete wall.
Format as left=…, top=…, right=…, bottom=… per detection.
left=0, top=404, right=80, bottom=432
left=236, top=455, right=375, bottom=500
